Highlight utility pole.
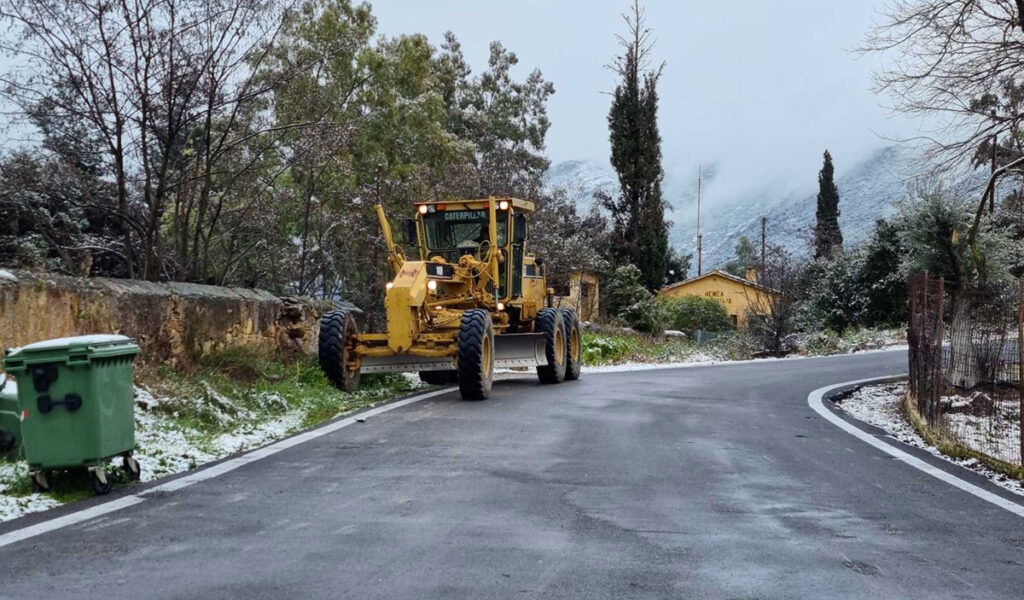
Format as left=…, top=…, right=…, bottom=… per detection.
left=987, top=125, right=995, bottom=215
left=760, top=216, right=767, bottom=267
left=697, top=164, right=702, bottom=276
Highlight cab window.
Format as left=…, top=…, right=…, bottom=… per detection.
left=422, top=210, right=508, bottom=250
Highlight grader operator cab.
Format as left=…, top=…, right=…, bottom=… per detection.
left=318, top=197, right=582, bottom=400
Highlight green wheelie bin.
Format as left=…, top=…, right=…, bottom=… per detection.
left=0, top=377, right=21, bottom=459
left=3, top=335, right=141, bottom=494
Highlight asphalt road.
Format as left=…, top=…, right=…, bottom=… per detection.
left=2, top=350, right=1024, bottom=599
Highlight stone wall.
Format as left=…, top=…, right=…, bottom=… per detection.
left=0, top=269, right=352, bottom=369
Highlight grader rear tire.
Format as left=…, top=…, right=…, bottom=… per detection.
left=536, top=307, right=567, bottom=384
left=560, top=308, right=582, bottom=381
left=319, top=309, right=361, bottom=392
left=457, top=309, right=494, bottom=400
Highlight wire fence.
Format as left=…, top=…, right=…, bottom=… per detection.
left=908, top=272, right=1024, bottom=467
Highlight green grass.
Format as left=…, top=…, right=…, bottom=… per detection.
left=140, top=347, right=420, bottom=437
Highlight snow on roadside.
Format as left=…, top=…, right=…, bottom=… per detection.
left=837, top=383, right=1024, bottom=497
left=132, top=386, right=305, bottom=482
left=208, top=411, right=304, bottom=456
left=0, top=386, right=319, bottom=523
left=941, top=393, right=1021, bottom=465
left=0, top=462, right=60, bottom=522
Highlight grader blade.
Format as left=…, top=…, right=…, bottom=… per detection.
left=360, top=334, right=547, bottom=374
left=361, top=355, right=455, bottom=374
left=493, top=333, right=547, bottom=368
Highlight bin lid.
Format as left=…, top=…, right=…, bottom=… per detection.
left=4, top=334, right=140, bottom=367
left=15, top=335, right=130, bottom=353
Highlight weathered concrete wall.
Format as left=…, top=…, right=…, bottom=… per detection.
left=0, top=269, right=350, bottom=368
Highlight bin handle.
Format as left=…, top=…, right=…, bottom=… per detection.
left=37, top=394, right=82, bottom=414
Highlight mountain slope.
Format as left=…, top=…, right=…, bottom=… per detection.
left=545, top=145, right=915, bottom=270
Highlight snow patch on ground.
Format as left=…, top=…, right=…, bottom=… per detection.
left=208, top=411, right=304, bottom=456
left=838, top=383, right=1024, bottom=497
left=0, top=463, right=60, bottom=522
left=940, top=392, right=1021, bottom=465
left=132, top=386, right=303, bottom=482
left=0, top=385, right=327, bottom=522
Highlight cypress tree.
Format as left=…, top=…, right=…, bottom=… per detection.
left=814, top=150, right=843, bottom=260
left=603, top=1, right=669, bottom=291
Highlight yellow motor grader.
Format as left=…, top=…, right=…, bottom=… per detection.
left=318, top=197, right=582, bottom=400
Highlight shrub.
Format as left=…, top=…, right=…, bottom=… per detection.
left=659, top=295, right=734, bottom=333
left=582, top=333, right=637, bottom=364
left=804, top=330, right=843, bottom=355
left=604, top=264, right=650, bottom=319
left=619, top=296, right=669, bottom=334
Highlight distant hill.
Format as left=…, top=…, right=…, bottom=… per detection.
left=544, top=145, right=917, bottom=269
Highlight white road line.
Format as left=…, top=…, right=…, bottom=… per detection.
left=808, top=377, right=1024, bottom=519
left=0, top=387, right=455, bottom=549
left=0, top=496, right=145, bottom=548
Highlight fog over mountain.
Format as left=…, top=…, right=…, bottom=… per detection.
left=545, top=145, right=923, bottom=270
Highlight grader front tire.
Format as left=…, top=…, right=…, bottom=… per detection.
left=457, top=309, right=495, bottom=400
left=319, top=309, right=361, bottom=392
left=536, top=307, right=567, bottom=384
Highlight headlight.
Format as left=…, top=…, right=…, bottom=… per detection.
left=426, top=280, right=438, bottom=292
left=498, top=200, right=509, bottom=210
left=385, top=282, right=394, bottom=290
left=418, top=205, right=428, bottom=215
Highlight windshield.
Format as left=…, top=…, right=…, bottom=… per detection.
left=422, top=210, right=507, bottom=250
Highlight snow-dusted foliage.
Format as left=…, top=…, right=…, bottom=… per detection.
left=0, top=0, right=554, bottom=307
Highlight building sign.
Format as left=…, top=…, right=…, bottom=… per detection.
left=705, top=290, right=732, bottom=305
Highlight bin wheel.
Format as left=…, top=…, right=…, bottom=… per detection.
left=91, top=469, right=113, bottom=495
left=31, top=471, right=50, bottom=493
left=123, top=455, right=141, bottom=481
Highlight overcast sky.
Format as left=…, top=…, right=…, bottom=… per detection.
left=374, top=0, right=917, bottom=196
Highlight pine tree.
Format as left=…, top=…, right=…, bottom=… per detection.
left=722, top=235, right=759, bottom=277
left=814, top=150, right=843, bottom=260
left=602, top=1, right=669, bottom=291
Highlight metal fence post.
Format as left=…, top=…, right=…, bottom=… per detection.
left=931, top=277, right=945, bottom=426
left=1018, top=277, right=1023, bottom=466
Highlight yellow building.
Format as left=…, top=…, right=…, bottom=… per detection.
left=658, top=269, right=777, bottom=327
left=554, top=271, right=600, bottom=322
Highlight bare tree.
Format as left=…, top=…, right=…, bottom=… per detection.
left=862, top=1, right=1024, bottom=168
left=743, top=246, right=804, bottom=355
left=0, top=0, right=318, bottom=281
left=862, top=0, right=1024, bottom=279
